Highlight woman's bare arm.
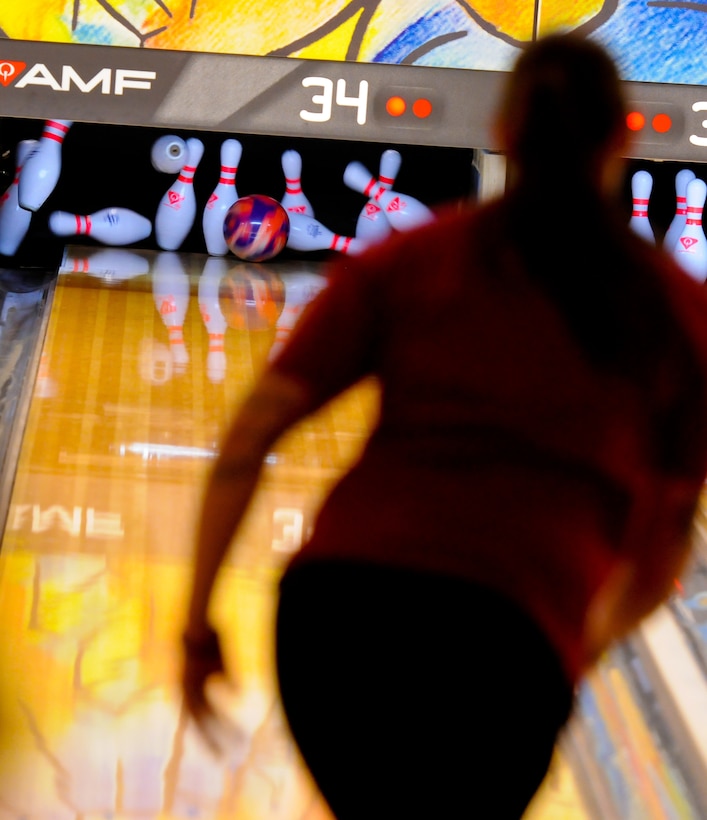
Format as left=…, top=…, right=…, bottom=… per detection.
left=182, top=369, right=313, bottom=734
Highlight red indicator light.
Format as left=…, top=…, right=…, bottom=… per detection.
left=412, top=98, right=433, bottom=118
left=626, top=111, right=646, bottom=131
left=652, top=113, right=672, bottom=133
left=386, top=96, right=406, bottom=117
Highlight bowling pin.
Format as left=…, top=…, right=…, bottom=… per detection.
left=628, top=170, right=655, bottom=243
left=59, top=247, right=150, bottom=281
left=152, top=252, right=191, bottom=373
left=269, top=269, right=327, bottom=360
left=672, top=178, right=707, bottom=283
left=202, top=139, right=242, bottom=256
left=198, top=256, right=229, bottom=383
left=355, top=149, right=401, bottom=243
left=151, top=134, right=187, bottom=174
left=0, top=140, right=36, bottom=256
left=280, top=150, right=314, bottom=216
left=155, top=137, right=204, bottom=251
left=18, top=119, right=72, bottom=212
left=287, top=213, right=365, bottom=255
left=664, top=169, right=697, bottom=253
left=343, top=161, right=434, bottom=231
left=49, top=207, right=152, bottom=245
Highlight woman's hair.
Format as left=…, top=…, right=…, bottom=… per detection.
left=498, top=33, right=626, bottom=175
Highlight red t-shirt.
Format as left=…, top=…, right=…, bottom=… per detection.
left=271, top=199, right=707, bottom=682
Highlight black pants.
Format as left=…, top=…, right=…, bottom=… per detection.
left=276, top=562, right=574, bottom=819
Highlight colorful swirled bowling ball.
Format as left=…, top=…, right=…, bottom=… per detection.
left=223, top=195, right=290, bottom=262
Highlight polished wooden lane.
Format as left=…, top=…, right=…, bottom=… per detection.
left=0, top=248, right=590, bottom=818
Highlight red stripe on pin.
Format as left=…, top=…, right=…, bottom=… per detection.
left=47, top=121, right=70, bottom=133
left=363, top=177, right=376, bottom=198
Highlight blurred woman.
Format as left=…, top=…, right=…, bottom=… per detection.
left=183, top=34, right=707, bottom=818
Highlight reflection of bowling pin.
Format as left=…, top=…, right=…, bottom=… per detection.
left=664, top=169, right=697, bottom=253
left=59, top=247, right=151, bottom=281
left=269, top=270, right=327, bottom=360
left=355, top=149, right=401, bottom=243
left=18, top=119, right=72, bottom=211
left=672, top=178, right=707, bottom=283
left=49, top=208, right=152, bottom=245
left=202, top=139, right=242, bottom=256
left=150, top=134, right=187, bottom=174
left=0, top=140, right=36, bottom=256
left=152, top=252, right=191, bottom=372
left=343, top=161, right=434, bottom=231
left=287, top=213, right=364, bottom=255
left=155, top=137, right=204, bottom=251
left=628, top=170, right=654, bottom=243
left=34, top=351, right=57, bottom=399
left=198, top=256, right=229, bottom=383
left=280, top=150, right=314, bottom=216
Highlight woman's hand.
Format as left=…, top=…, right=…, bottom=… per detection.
left=181, top=624, right=229, bottom=751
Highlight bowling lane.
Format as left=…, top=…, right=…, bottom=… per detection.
left=0, top=249, right=375, bottom=818
left=0, top=248, right=590, bottom=818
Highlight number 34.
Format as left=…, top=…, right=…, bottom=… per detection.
left=300, top=77, right=369, bottom=125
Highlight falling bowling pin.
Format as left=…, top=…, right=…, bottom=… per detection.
left=155, top=137, right=204, bottom=251
left=664, top=169, right=697, bottom=253
left=152, top=252, right=191, bottom=372
left=672, top=178, right=707, bottom=283
left=150, top=134, right=187, bottom=174
left=198, top=256, right=229, bottom=383
left=49, top=207, right=152, bottom=245
left=0, top=140, right=36, bottom=256
left=280, top=150, right=314, bottom=216
left=355, top=149, right=401, bottom=243
left=287, top=213, right=365, bottom=255
left=202, top=139, right=242, bottom=256
left=343, top=161, right=434, bottom=231
left=18, top=119, right=72, bottom=212
left=628, top=170, right=655, bottom=243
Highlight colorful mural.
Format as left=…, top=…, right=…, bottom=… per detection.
left=0, top=0, right=706, bottom=84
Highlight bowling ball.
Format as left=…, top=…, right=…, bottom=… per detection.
left=223, top=195, right=290, bottom=262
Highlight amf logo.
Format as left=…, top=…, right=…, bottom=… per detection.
left=0, top=60, right=156, bottom=95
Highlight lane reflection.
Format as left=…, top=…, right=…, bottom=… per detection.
left=0, top=248, right=374, bottom=818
